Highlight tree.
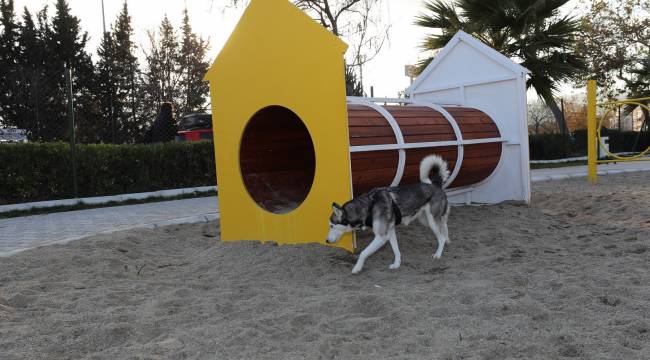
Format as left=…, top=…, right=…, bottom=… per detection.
left=112, top=2, right=140, bottom=142
left=623, top=52, right=650, bottom=149
left=415, top=0, right=586, bottom=135
left=94, top=31, right=117, bottom=143
left=345, top=64, right=363, bottom=96
left=2, top=0, right=95, bottom=141
left=577, top=0, right=649, bottom=148
left=94, top=1, right=140, bottom=143
left=624, top=54, right=650, bottom=105
left=14, top=6, right=49, bottom=140
left=178, top=8, right=210, bottom=116
left=294, top=0, right=388, bottom=70
left=139, top=15, right=180, bottom=126
left=0, top=0, right=21, bottom=128
left=576, top=0, right=650, bottom=98
left=139, top=9, right=211, bottom=132
left=41, top=0, right=95, bottom=142
left=527, top=100, right=556, bottom=135
left=224, top=0, right=389, bottom=95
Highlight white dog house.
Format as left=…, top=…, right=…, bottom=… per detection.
left=405, top=30, right=531, bottom=204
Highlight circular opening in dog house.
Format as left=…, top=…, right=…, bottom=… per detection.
left=239, top=106, right=316, bottom=214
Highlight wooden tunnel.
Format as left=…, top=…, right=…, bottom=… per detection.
left=239, top=101, right=503, bottom=213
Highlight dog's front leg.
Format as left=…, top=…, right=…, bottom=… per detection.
left=387, top=227, right=400, bottom=270
left=351, top=234, right=387, bottom=274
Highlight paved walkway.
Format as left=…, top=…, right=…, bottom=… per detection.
left=531, top=160, right=650, bottom=182
left=0, top=197, right=219, bottom=257
left=1, top=161, right=649, bottom=257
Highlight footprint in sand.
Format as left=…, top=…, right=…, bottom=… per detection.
left=554, top=335, right=583, bottom=358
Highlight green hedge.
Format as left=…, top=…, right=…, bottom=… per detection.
left=529, top=129, right=650, bottom=160
left=3, top=131, right=648, bottom=204
left=572, top=129, right=650, bottom=154
left=0, top=142, right=216, bottom=205
left=528, top=133, right=579, bottom=160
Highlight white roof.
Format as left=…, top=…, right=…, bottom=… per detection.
left=407, top=30, right=530, bottom=93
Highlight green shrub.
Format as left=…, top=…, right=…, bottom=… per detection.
left=529, top=129, right=649, bottom=160
left=599, top=129, right=650, bottom=153
left=528, top=133, right=581, bottom=160
left=0, top=142, right=216, bottom=205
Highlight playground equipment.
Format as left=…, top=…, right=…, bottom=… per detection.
left=587, top=80, right=650, bottom=183
left=346, top=100, right=503, bottom=196
left=204, top=0, right=531, bottom=251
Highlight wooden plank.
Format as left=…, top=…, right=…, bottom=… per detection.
left=403, top=134, right=457, bottom=143
left=351, top=157, right=398, bottom=171
left=463, top=143, right=502, bottom=157
left=347, top=104, right=373, bottom=111
left=348, top=111, right=386, bottom=118
left=399, top=125, right=455, bottom=135
left=462, top=151, right=502, bottom=160
left=448, top=159, right=500, bottom=187
left=443, top=107, right=484, bottom=115
left=392, top=117, right=450, bottom=126
left=457, top=123, right=497, bottom=131
left=351, top=150, right=399, bottom=160
left=461, top=132, right=500, bottom=139
left=383, top=106, right=431, bottom=111
left=349, top=118, right=393, bottom=126
left=240, top=142, right=314, bottom=153
left=240, top=154, right=314, bottom=173
left=242, top=169, right=314, bottom=203
left=404, top=146, right=458, bottom=157
left=389, top=112, right=443, bottom=119
left=349, top=126, right=397, bottom=137
left=350, top=136, right=398, bottom=146
left=448, top=116, right=492, bottom=125
left=352, top=168, right=397, bottom=185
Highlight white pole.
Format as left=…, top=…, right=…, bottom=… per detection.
left=101, top=0, right=107, bottom=34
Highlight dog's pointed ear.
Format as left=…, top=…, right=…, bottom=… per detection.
left=332, top=203, right=342, bottom=217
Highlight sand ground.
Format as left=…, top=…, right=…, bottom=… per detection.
left=0, top=173, right=648, bottom=359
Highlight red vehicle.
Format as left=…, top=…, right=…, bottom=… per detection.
left=176, top=113, right=213, bottom=142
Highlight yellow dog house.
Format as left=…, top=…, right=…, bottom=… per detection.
left=205, top=0, right=355, bottom=251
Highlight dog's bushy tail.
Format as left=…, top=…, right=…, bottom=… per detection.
left=419, top=154, right=450, bottom=187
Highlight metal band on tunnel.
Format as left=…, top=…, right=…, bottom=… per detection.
left=409, top=101, right=464, bottom=187
left=347, top=98, right=406, bottom=187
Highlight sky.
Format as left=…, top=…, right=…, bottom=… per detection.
left=14, top=0, right=583, bottom=98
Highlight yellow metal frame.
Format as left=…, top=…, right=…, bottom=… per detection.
left=587, top=80, right=650, bottom=183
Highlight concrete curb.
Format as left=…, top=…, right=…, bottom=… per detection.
left=0, top=212, right=220, bottom=257
left=0, top=186, right=218, bottom=214
left=531, top=167, right=650, bottom=182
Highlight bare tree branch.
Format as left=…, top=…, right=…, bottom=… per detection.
left=217, top=0, right=390, bottom=90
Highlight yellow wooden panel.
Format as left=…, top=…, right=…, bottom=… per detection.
left=205, top=0, right=354, bottom=251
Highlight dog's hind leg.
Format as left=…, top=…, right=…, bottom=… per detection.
left=351, top=234, right=388, bottom=274
left=441, top=207, right=450, bottom=244
left=440, top=216, right=451, bottom=244
left=387, top=227, right=400, bottom=270
left=417, top=211, right=429, bottom=227
left=425, top=209, right=446, bottom=259
left=441, top=219, right=450, bottom=245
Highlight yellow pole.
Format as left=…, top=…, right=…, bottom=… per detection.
left=587, top=80, right=597, bottom=183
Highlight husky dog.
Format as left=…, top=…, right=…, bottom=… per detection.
left=327, top=155, right=450, bottom=274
